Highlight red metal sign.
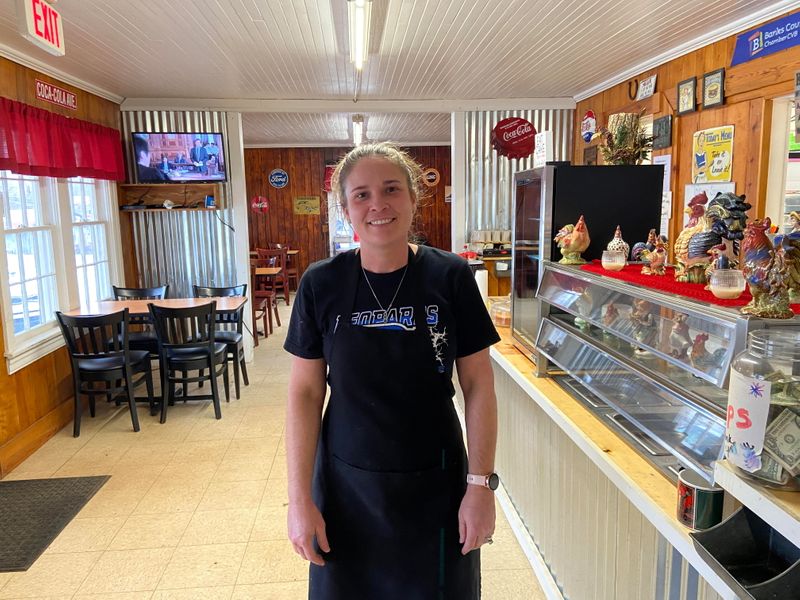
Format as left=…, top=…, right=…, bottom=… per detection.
left=491, top=117, right=536, bottom=159
left=34, top=79, right=77, bottom=110
left=251, top=196, right=269, bottom=213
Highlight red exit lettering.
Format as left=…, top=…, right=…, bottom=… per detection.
left=31, top=0, right=60, bottom=47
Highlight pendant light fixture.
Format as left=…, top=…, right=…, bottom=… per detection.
left=347, top=0, right=372, bottom=70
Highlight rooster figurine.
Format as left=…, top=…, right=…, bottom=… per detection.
left=669, top=314, right=692, bottom=360
left=690, top=333, right=727, bottom=370
left=631, top=229, right=657, bottom=262
left=640, top=236, right=668, bottom=275
left=740, top=217, right=800, bottom=319
left=700, top=243, right=733, bottom=290
left=685, top=191, right=709, bottom=228
left=555, top=215, right=590, bottom=264
left=674, top=192, right=750, bottom=284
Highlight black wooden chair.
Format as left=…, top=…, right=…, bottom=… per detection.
left=112, top=285, right=169, bottom=357
left=193, top=284, right=249, bottom=399
left=56, top=309, right=155, bottom=437
left=148, top=301, right=229, bottom=423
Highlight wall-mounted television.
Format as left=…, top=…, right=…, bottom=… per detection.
left=131, top=132, right=227, bottom=184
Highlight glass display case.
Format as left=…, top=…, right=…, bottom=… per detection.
left=535, top=262, right=800, bottom=482
left=510, top=168, right=550, bottom=364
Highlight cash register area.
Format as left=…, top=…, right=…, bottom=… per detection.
left=0, top=301, right=544, bottom=600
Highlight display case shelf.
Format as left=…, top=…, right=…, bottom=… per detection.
left=538, top=263, right=743, bottom=387
left=535, top=261, right=800, bottom=484
left=537, top=316, right=725, bottom=480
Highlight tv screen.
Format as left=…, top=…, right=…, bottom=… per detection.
left=131, top=132, right=227, bottom=183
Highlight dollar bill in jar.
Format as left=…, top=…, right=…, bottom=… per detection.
left=763, top=408, right=800, bottom=477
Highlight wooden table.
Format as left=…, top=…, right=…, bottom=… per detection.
left=66, top=297, right=247, bottom=317
left=254, top=267, right=281, bottom=277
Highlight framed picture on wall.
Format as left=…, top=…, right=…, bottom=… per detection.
left=677, top=77, right=696, bottom=115
left=583, top=145, right=598, bottom=165
left=702, top=68, right=725, bottom=109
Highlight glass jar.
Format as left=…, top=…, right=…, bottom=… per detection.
left=725, top=329, right=800, bottom=491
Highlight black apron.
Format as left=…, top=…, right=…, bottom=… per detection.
left=309, top=250, right=480, bottom=600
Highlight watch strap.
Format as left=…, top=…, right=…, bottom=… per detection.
left=466, top=473, right=490, bottom=487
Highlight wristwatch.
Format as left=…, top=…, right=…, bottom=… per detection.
left=466, top=472, right=500, bottom=491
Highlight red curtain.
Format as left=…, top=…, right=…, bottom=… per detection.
left=0, top=97, right=125, bottom=181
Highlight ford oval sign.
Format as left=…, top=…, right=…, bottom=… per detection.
left=269, top=169, right=289, bottom=189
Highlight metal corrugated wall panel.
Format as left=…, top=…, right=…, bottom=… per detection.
left=464, top=109, right=573, bottom=232
left=490, top=360, right=724, bottom=600
left=120, top=111, right=237, bottom=297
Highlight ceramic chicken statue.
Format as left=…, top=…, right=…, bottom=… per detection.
left=630, top=298, right=656, bottom=352
left=740, top=217, right=800, bottom=319
left=674, top=192, right=750, bottom=284
left=669, top=314, right=693, bottom=360
left=631, top=229, right=657, bottom=262
left=606, top=225, right=630, bottom=258
left=702, top=243, right=731, bottom=288
left=554, top=215, right=590, bottom=264
left=685, top=191, right=709, bottom=228
left=640, top=236, right=668, bottom=275
left=690, top=333, right=727, bottom=370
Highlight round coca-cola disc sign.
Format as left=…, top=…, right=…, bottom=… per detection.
left=491, top=117, right=536, bottom=159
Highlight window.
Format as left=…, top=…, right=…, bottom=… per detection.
left=0, top=171, right=58, bottom=334
left=69, top=178, right=112, bottom=306
left=0, top=171, right=120, bottom=373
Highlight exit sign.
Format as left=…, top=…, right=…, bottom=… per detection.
left=16, top=0, right=65, bottom=56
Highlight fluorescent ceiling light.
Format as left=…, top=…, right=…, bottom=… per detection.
left=347, top=0, right=372, bottom=70
left=352, top=115, right=364, bottom=146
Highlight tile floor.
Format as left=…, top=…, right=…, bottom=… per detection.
left=1, top=302, right=545, bottom=600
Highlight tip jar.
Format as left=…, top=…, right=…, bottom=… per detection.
left=725, top=329, right=800, bottom=490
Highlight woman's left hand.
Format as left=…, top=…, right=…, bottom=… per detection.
left=458, top=485, right=496, bottom=554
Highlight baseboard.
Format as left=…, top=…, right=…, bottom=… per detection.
left=0, top=398, right=73, bottom=477
left=494, top=483, right=564, bottom=600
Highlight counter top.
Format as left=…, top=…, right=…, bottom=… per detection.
left=490, top=327, right=739, bottom=599
left=713, top=459, right=800, bottom=547
left=479, top=256, right=511, bottom=262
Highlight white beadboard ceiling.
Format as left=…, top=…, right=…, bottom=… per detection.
left=242, top=112, right=451, bottom=146
left=0, top=0, right=796, bottom=145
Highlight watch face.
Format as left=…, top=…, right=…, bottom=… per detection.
left=487, top=473, right=500, bottom=491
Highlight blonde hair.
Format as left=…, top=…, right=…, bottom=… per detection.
left=331, top=142, right=424, bottom=210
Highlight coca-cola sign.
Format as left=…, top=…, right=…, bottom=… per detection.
left=251, top=196, right=269, bottom=213
left=491, top=117, right=536, bottom=159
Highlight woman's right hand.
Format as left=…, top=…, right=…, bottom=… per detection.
left=288, top=499, right=329, bottom=566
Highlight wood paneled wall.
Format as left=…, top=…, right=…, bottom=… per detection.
left=0, top=58, right=120, bottom=476
left=244, top=145, right=452, bottom=277
left=0, top=56, right=118, bottom=128
left=573, top=8, right=800, bottom=249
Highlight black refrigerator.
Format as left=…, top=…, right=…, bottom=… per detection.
left=511, top=163, right=664, bottom=366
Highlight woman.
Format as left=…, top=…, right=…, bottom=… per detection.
left=284, top=142, right=500, bottom=599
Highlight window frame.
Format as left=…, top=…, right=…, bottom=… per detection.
left=0, top=173, right=122, bottom=374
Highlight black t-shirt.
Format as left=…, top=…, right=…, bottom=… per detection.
left=284, top=246, right=500, bottom=377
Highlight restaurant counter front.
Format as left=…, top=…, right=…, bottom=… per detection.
left=479, top=330, right=736, bottom=599
left=468, top=264, right=800, bottom=600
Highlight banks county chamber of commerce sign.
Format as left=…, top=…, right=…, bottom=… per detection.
left=731, top=12, right=800, bottom=66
